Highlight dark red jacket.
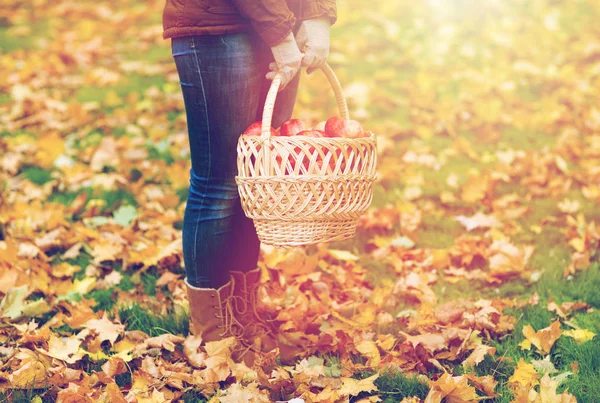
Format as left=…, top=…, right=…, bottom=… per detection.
left=163, top=0, right=336, bottom=46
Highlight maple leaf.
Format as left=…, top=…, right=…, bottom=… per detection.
left=462, top=344, right=496, bottom=368
left=99, top=382, right=127, bottom=403
left=464, top=373, right=498, bottom=398
left=8, top=349, right=50, bottom=388
left=488, top=239, right=534, bottom=282
left=219, top=382, right=271, bottom=403
left=36, top=334, right=85, bottom=364
left=84, top=315, right=125, bottom=345
left=102, top=356, right=128, bottom=377
left=339, top=373, right=379, bottom=397
left=136, top=388, right=168, bottom=403
left=563, top=329, right=596, bottom=344
left=400, top=331, right=447, bottom=354
left=56, top=383, right=95, bottom=402
left=0, top=285, right=28, bottom=319
left=522, top=320, right=562, bottom=354
left=424, top=373, right=479, bottom=403
left=525, top=373, right=577, bottom=403
left=144, top=333, right=185, bottom=352
left=531, top=356, right=558, bottom=375
left=183, top=335, right=206, bottom=368
left=509, top=358, right=540, bottom=388
left=460, top=175, right=489, bottom=203
left=355, top=339, right=382, bottom=367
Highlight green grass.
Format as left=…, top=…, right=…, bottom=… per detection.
left=117, top=302, right=189, bottom=337
left=488, top=263, right=600, bottom=403
left=0, top=21, right=49, bottom=53
left=75, top=74, right=167, bottom=103
left=21, top=166, right=54, bottom=185
left=178, top=391, right=208, bottom=402
left=373, top=367, right=430, bottom=402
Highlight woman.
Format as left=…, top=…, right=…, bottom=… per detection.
left=162, top=0, right=336, bottom=356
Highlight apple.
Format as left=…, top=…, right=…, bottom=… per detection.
left=243, top=121, right=278, bottom=136
left=294, top=129, right=328, bottom=172
left=280, top=119, right=305, bottom=137
left=324, top=117, right=363, bottom=138
left=313, top=121, right=326, bottom=131
left=297, top=129, right=326, bottom=137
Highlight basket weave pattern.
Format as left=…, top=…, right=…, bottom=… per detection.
left=235, top=64, right=377, bottom=247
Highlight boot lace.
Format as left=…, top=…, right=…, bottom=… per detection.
left=214, top=292, right=246, bottom=338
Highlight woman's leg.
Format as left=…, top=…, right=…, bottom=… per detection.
left=172, top=33, right=267, bottom=289
left=227, top=40, right=300, bottom=273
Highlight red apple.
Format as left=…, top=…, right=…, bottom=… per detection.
left=294, top=130, right=327, bottom=172
left=243, top=121, right=278, bottom=136
left=324, top=117, right=363, bottom=138
left=280, top=119, right=305, bottom=136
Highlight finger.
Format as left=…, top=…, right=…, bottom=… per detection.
left=277, top=70, right=293, bottom=92
left=301, top=52, right=317, bottom=68
left=306, top=54, right=325, bottom=74
left=269, top=62, right=277, bottom=71
left=266, top=71, right=276, bottom=80
left=295, top=26, right=307, bottom=50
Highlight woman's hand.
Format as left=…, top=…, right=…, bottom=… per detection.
left=295, top=17, right=331, bottom=74
left=267, top=32, right=302, bottom=91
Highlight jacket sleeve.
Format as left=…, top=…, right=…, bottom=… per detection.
left=230, top=0, right=297, bottom=46
left=301, top=0, right=337, bottom=25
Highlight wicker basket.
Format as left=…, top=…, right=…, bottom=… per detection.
left=235, top=63, right=377, bottom=247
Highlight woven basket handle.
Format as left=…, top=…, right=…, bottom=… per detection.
left=260, top=63, right=350, bottom=139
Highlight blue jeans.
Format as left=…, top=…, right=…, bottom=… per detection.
left=171, top=33, right=299, bottom=289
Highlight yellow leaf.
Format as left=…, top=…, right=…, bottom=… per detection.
left=569, top=238, right=585, bottom=253
left=555, top=155, right=569, bottom=173
left=37, top=334, right=85, bottom=364
left=114, top=337, right=137, bottom=361
left=563, top=329, right=596, bottom=344
left=355, top=340, right=381, bottom=367
left=508, top=358, right=540, bottom=388
left=9, top=352, right=49, bottom=388
left=218, top=382, right=271, bottom=403
left=339, top=373, right=379, bottom=397
left=522, top=320, right=562, bottom=354
left=52, top=262, right=80, bottom=278
left=462, top=344, right=496, bottom=368
left=529, top=373, right=577, bottom=403
left=136, top=388, right=168, bottom=403
left=70, top=277, right=97, bottom=295
left=82, top=348, right=110, bottom=361
left=84, top=315, right=125, bottom=345
left=530, top=225, right=543, bottom=234
left=328, top=249, right=359, bottom=261
left=36, top=132, right=64, bottom=169
left=424, top=373, right=479, bottom=403
left=0, top=285, right=28, bottom=319
left=460, top=175, right=488, bottom=203
left=103, top=90, right=123, bottom=108
left=22, top=299, right=52, bottom=318
left=519, top=339, right=532, bottom=351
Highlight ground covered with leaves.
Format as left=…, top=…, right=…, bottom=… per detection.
left=1, top=0, right=600, bottom=402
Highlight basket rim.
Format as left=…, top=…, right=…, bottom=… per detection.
left=235, top=173, right=377, bottom=182
left=238, top=131, right=377, bottom=144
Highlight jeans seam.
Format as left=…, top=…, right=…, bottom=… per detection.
left=190, top=36, right=212, bottom=270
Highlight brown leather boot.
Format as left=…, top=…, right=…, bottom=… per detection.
left=185, top=278, right=256, bottom=365
left=229, top=269, right=278, bottom=354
